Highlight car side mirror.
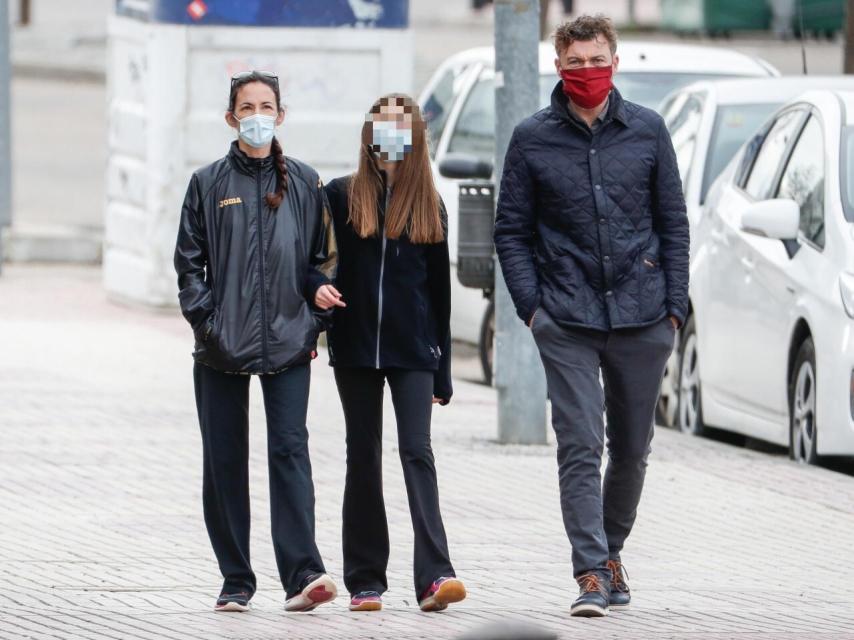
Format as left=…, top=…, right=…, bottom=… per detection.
left=740, top=198, right=800, bottom=241
left=438, top=152, right=493, bottom=180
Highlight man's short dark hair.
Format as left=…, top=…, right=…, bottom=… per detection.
left=553, top=14, right=618, bottom=56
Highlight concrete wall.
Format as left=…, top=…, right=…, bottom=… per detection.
left=104, top=14, right=413, bottom=306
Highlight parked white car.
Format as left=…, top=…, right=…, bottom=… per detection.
left=656, top=76, right=854, bottom=426
left=679, top=89, right=854, bottom=463
left=418, top=42, right=778, bottom=381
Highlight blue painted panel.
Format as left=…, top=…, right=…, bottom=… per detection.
left=116, top=0, right=408, bottom=28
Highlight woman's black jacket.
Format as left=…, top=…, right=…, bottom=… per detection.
left=323, top=176, right=452, bottom=404
left=174, top=141, right=337, bottom=374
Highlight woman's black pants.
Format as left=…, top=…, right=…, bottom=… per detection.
left=333, top=367, right=455, bottom=599
left=193, top=362, right=326, bottom=599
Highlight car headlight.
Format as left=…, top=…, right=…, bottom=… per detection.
left=841, top=273, right=854, bottom=319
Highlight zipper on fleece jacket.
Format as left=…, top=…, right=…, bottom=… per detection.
left=375, top=188, right=390, bottom=369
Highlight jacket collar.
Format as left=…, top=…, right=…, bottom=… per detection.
left=228, top=140, right=275, bottom=176
left=549, top=80, right=629, bottom=128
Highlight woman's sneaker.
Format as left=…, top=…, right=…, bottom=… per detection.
left=418, top=577, right=466, bottom=612
left=349, top=590, right=383, bottom=611
left=570, top=573, right=609, bottom=617
left=607, top=559, right=631, bottom=609
left=214, top=591, right=251, bottom=612
left=284, top=573, right=338, bottom=612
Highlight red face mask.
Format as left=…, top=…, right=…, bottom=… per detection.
left=559, top=65, right=614, bottom=109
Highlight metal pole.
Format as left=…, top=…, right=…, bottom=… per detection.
left=493, top=0, right=547, bottom=444
left=627, top=0, right=637, bottom=27
left=0, top=0, right=12, bottom=275
left=845, top=0, right=854, bottom=73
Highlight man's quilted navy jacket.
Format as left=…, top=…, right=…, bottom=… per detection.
left=494, top=83, right=689, bottom=331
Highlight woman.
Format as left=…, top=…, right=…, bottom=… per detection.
left=174, top=70, right=341, bottom=613
left=323, top=94, right=466, bottom=613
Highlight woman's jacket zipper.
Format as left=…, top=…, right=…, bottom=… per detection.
left=256, top=172, right=270, bottom=370
left=375, top=187, right=390, bottom=369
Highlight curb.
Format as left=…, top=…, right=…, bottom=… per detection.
left=2, top=224, right=103, bottom=264
left=12, top=62, right=105, bottom=84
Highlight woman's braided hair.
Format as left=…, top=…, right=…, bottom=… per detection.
left=228, top=71, right=288, bottom=209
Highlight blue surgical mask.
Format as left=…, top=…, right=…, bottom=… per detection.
left=371, top=120, right=413, bottom=162
left=237, top=113, right=276, bottom=148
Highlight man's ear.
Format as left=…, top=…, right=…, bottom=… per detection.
left=612, top=54, right=620, bottom=74
left=554, top=57, right=562, bottom=76
left=224, top=111, right=238, bottom=128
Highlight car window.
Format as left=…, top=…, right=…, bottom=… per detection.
left=616, top=72, right=751, bottom=111
left=841, top=126, right=854, bottom=222
left=744, top=110, right=804, bottom=200
left=447, top=76, right=495, bottom=163
left=422, top=67, right=458, bottom=158
left=666, top=93, right=704, bottom=192
left=659, top=94, right=680, bottom=122
left=776, top=115, right=825, bottom=248
left=447, top=75, right=555, bottom=164
left=701, top=103, right=779, bottom=203
left=663, top=92, right=690, bottom=129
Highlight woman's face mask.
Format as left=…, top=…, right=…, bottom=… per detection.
left=370, top=119, right=413, bottom=162
left=237, top=113, right=277, bottom=148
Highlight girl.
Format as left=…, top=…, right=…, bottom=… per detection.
left=174, top=70, right=342, bottom=613
left=323, top=94, right=466, bottom=613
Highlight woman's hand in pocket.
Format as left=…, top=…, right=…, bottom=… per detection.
left=315, top=284, right=346, bottom=310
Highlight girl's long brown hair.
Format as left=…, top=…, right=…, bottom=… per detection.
left=348, top=94, right=443, bottom=244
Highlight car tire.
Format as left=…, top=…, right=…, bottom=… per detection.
left=479, top=297, right=495, bottom=386
left=656, top=348, right=679, bottom=428
left=789, top=337, right=818, bottom=465
left=676, top=315, right=705, bottom=436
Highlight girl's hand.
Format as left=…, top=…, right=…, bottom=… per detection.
left=315, top=284, right=346, bottom=310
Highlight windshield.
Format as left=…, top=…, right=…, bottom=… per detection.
left=423, top=67, right=458, bottom=158
left=842, top=127, right=854, bottom=222
left=445, top=72, right=756, bottom=165
left=701, top=103, right=779, bottom=202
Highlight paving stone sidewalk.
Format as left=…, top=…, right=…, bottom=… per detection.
left=2, top=265, right=854, bottom=640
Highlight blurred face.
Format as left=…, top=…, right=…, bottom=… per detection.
left=554, top=35, right=619, bottom=76
left=225, top=81, right=284, bottom=128
left=369, top=100, right=414, bottom=162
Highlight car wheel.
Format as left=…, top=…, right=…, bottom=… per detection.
left=789, top=337, right=818, bottom=465
left=656, top=349, right=679, bottom=428
left=676, top=315, right=704, bottom=436
left=479, top=297, right=495, bottom=386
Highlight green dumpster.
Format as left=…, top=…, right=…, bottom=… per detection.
left=661, top=0, right=771, bottom=35
left=797, top=0, right=845, bottom=35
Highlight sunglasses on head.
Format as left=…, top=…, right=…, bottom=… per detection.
left=231, top=70, right=278, bottom=88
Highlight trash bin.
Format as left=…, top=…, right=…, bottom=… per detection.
left=105, top=0, right=412, bottom=307
left=456, top=181, right=495, bottom=291
left=660, top=0, right=771, bottom=35
left=797, top=0, right=845, bottom=36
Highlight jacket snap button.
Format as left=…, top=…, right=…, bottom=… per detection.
left=605, top=290, right=613, bottom=296
left=590, top=149, right=597, bottom=155
left=595, top=184, right=602, bottom=190
left=603, top=255, right=610, bottom=262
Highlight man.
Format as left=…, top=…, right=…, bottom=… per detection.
left=494, top=14, right=689, bottom=617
